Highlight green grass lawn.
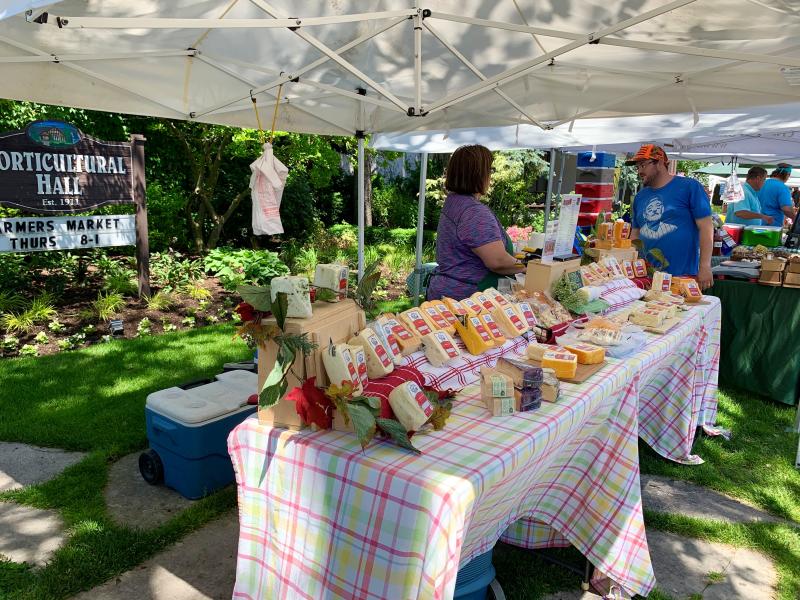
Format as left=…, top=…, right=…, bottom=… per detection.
left=0, top=325, right=798, bottom=600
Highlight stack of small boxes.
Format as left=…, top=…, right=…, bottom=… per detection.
left=575, top=151, right=616, bottom=228
left=759, top=255, right=786, bottom=286
left=784, top=256, right=800, bottom=288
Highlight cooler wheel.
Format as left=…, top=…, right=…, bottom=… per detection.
left=139, top=449, right=164, bottom=485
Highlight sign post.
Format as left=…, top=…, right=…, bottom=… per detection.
left=131, top=134, right=150, bottom=297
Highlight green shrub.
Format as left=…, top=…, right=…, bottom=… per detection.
left=0, top=291, right=25, bottom=313
left=293, top=246, right=319, bottom=277
left=181, top=282, right=212, bottom=300
left=145, top=290, right=176, bottom=311
left=18, top=344, right=38, bottom=357
left=48, top=319, right=66, bottom=333
left=150, top=251, right=204, bottom=290
left=136, top=318, right=152, bottom=337
left=34, top=331, right=49, bottom=344
left=1, top=335, right=19, bottom=354
left=90, top=292, right=125, bottom=322
left=103, top=270, right=138, bottom=296
left=203, top=247, right=289, bottom=290
left=0, top=253, right=28, bottom=294
left=146, top=181, right=191, bottom=251
left=279, top=175, right=317, bottom=243
left=372, top=185, right=418, bottom=228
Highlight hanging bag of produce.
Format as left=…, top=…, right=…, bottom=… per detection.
left=723, top=171, right=745, bottom=205
left=250, top=142, right=288, bottom=235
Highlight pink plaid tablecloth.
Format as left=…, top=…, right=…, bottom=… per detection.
left=228, top=356, right=656, bottom=599
left=625, top=297, right=722, bottom=465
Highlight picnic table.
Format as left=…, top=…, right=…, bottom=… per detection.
left=227, top=298, right=722, bottom=599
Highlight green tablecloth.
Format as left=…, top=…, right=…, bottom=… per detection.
left=707, top=280, right=800, bottom=405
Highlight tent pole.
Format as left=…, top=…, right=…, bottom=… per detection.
left=543, top=148, right=556, bottom=231
left=357, top=135, right=365, bottom=281
left=555, top=149, right=566, bottom=196
left=413, top=152, right=429, bottom=305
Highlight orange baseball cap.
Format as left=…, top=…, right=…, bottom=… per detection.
left=625, top=144, right=669, bottom=165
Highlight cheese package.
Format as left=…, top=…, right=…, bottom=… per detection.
left=348, top=328, right=395, bottom=379
left=598, top=221, right=613, bottom=241
left=540, top=368, right=560, bottom=402
left=674, top=277, right=703, bottom=302
left=313, top=263, right=349, bottom=301
left=516, top=302, right=539, bottom=329
left=621, top=260, right=636, bottom=279
left=518, top=387, right=542, bottom=412
left=578, top=327, right=623, bottom=346
left=580, top=265, right=602, bottom=287
left=612, top=219, right=625, bottom=244
left=494, top=357, right=544, bottom=389
left=431, top=301, right=458, bottom=327
left=621, top=221, right=632, bottom=239
left=480, top=367, right=515, bottom=417
left=526, top=342, right=563, bottom=361
left=383, top=316, right=422, bottom=355
left=442, top=297, right=468, bottom=318
left=541, top=350, right=578, bottom=379
left=472, top=292, right=499, bottom=313
left=479, top=314, right=506, bottom=346
left=646, top=301, right=677, bottom=319
left=630, top=308, right=665, bottom=327
left=420, top=303, right=455, bottom=334
left=484, top=287, right=510, bottom=308
left=460, top=296, right=484, bottom=316
left=421, top=330, right=461, bottom=368
left=633, top=259, right=648, bottom=278
left=400, top=308, right=435, bottom=337
left=372, top=316, right=404, bottom=365
left=388, top=381, right=433, bottom=432
left=454, top=315, right=494, bottom=355
left=601, top=257, right=626, bottom=279
left=651, top=271, right=673, bottom=293
left=562, top=342, right=605, bottom=365
left=491, top=305, right=529, bottom=338
left=617, top=238, right=632, bottom=249
left=270, top=276, right=312, bottom=318
left=322, top=343, right=363, bottom=394
left=346, top=344, right=369, bottom=389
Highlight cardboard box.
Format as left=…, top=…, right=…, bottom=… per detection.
left=761, top=257, right=787, bottom=272
left=258, top=299, right=366, bottom=429
left=524, top=257, right=582, bottom=294
left=758, top=270, right=783, bottom=286
left=593, top=247, right=638, bottom=263
left=783, top=272, right=800, bottom=287
left=785, top=261, right=800, bottom=274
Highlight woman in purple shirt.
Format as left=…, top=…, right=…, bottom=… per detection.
left=426, top=145, right=526, bottom=300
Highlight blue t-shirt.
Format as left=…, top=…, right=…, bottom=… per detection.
left=725, top=182, right=763, bottom=226
left=758, top=178, right=792, bottom=227
left=632, top=176, right=711, bottom=276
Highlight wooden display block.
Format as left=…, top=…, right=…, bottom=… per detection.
left=782, top=272, right=800, bottom=288
left=761, top=257, right=786, bottom=272
left=759, top=270, right=783, bottom=287
left=593, top=247, right=638, bottom=263
left=524, top=258, right=581, bottom=294
left=258, top=299, right=366, bottom=429
left=786, top=261, right=800, bottom=274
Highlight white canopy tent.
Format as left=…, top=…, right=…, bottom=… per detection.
left=2, top=0, right=800, bottom=279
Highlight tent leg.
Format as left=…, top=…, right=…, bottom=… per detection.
left=543, top=148, right=556, bottom=231
left=357, top=135, right=365, bottom=281
left=413, top=152, right=429, bottom=305
left=555, top=149, right=566, bottom=197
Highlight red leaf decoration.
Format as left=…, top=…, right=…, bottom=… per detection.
left=286, top=377, right=333, bottom=430
left=235, top=302, right=256, bottom=322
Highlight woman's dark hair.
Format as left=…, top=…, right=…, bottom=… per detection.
left=771, top=163, right=792, bottom=180
left=445, top=145, right=493, bottom=195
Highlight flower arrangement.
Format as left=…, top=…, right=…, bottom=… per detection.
left=506, top=225, right=533, bottom=243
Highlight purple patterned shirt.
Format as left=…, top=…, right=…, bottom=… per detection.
left=426, top=193, right=505, bottom=300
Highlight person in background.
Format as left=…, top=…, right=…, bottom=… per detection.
left=426, top=145, right=525, bottom=300
left=627, top=144, right=714, bottom=289
left=758, top=163, right=797, bottom=227
left=724, top=167, right=772, bottom=226
left=792, top=187, right=800, bottom=210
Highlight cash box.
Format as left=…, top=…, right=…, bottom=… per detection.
left=140, top=369, right=258, bottom=499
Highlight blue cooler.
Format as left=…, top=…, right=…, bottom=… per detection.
left=140, top=369, right=258, bottom=499
left=576, top=151, right=616, bottom=168
left=454, top=549, right=497, bottom=600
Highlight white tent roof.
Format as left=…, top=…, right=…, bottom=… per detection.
left=1, top=1, right=799, bottom=136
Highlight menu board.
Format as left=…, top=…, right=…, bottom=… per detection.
left=554, top=194, right=581, bottom=257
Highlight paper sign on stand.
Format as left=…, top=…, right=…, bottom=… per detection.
left=554, top=194, right=581, bottom=257
left=541, top=219, right=558, bottom=264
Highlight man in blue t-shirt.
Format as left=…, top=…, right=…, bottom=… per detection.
left=758, top=164, right=797, bottom=228
left=725, top=166, right=772, bottom=226
left=627, top=144, right=714, bottom=289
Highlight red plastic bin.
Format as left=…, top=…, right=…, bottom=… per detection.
left=575, top=183, right=615, bottom=198
left=577, top=212, right=603, bottom=227
left=579, top=198, right=613, bottom=213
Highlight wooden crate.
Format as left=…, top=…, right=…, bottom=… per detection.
left=257, top=299, right=366, bottom=429
left=524, top=258, right=582, bottom=294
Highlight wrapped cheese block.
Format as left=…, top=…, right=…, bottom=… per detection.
left=372, top=316, right=404, bottom=365
left=646, top=301, right=677, bottom=319
left=617, top=238, right=632, bottom=249
left=541, top=350, right=578, bottom=379
left=633, top=259, right=648, bottom=278
left=651, top=271, right=673, bottom=293
left=431, top=301, right=458, bottom=327
left=518, top=386, right=542, bottom=412
left=388, top=381, right=434, bottom=432
left=442, top=297, right=468, bottom=318
left=472, top=292, right=498, bottom=313
left=630, top=308, right=665, bottom=327
left=454, top=315, right=494, bottom=355
left=494, top=357, right=543, bottom=388
left=348, top=328, right=394, bottom=379
left=346, top=344, right=369, bottom=389
left=484, top=287, right=510, bottom=308
left=322, top=343, right=363, bottom=394
left=562, top=342, right=605, bottom=365
left=420, top=303, right=455, bottom=334
left=480, top=367, right=515, bottom=417
left=491, top=305, right=529, bottom=338
left=382, top=315, right=422, bottom=355
left=270, top=276, right=312, bottom=318
left=598, top=221, right=613, bottom=241
left=400, top=307, right=435, bottom=337
left=460, top=296, right=484, bottom=316
left=526, top=342, right=563, bottom=361
left=612, top=219, right=626, bottom=244
left=313, top=263, right=349, bottom=301
left=421, top=330, right=461, bottom=368
left=673, top=277, right=703, bottom=302
left=601, top=257, right=626, bottom=279
left=622, top=260, right=636, bottom=279
left=479, top=313, right=506, bottom=346
left=578, top=328, right=623, bottom=346
left=516, top=302, right=539, bottom=329
left=541, top=368, right=560, bottom=402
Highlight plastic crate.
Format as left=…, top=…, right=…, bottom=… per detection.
left=577, top=151, right=616, bottom=168
left=143, top=370, right=258, bottom=499
left=454, top=549, right=496, bottom=600
left=575, top=183, right=615, bottom=199
left=577, top=212, right=602, bottom=227
left=742, top=226, right=782, bottom=248
left=576, top=167, right=615, bottom=184
left=579, top=198, right=613, bottom=213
